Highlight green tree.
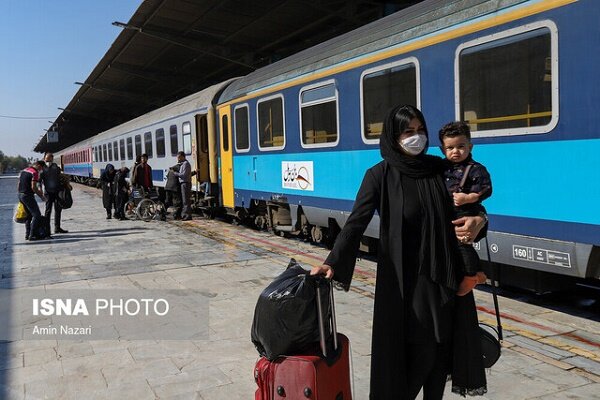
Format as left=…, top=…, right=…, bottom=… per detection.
left=0, top=151, right=29, bottom=173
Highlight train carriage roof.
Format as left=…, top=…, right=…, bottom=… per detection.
left=219, top=0, right=529, bottom=102
left=35, top=0, right=425, bottom=154
left=90, top=79, right=236, bottom=143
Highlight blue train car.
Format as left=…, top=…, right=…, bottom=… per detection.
left=216, top=0, right=599, bottom=286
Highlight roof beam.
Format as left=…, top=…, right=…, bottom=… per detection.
left=112, top=21, right=256, bottom=70
left=74, top=81, right=165, bottom=106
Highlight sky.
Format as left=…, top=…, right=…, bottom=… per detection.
left=0, top=0, right=142, bottom=160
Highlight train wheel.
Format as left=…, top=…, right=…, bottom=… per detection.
left=254, top=215, right=267, bottom=230
left=311, top=226, right=324, bottom=244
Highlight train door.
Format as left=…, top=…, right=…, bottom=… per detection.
left=195, top=114, right=209, bottom=183
left=218, top=106, right=234, bottom=208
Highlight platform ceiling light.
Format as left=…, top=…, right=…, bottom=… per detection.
left=112, top=21, right=141, bottom=32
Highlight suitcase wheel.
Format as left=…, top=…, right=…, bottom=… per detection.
left=275, top=385, right=314, bottom=398
left=277, top=386, right=285, bottom=396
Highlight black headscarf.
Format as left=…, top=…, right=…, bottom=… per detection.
left=381, top=105, right=460, bottom=291
left=100, top=164, right=116, bottom=182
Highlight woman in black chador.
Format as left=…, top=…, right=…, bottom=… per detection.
left=100, top=164, right=116, bottom=219
left=311, top=105, right=487, bottom=399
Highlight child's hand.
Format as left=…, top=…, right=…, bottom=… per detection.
left=453, top=192, right=469, bottom=206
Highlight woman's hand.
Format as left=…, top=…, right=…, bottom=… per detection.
left=457, top=271, right=487, bottom=296
left=310, top=264, right=334, bottom=279
left=452, top=215, right=485, bottom=244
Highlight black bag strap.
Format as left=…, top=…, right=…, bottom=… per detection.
left=457, top=163, right=474, bottom=193
left=485, top=237, right=503, bottom=340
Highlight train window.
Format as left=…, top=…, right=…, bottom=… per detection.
left=156, top=128, right=165, bottom=158
left=170, top=125, right=178, bottom=156
left=92, top=147, right=97, bottom=162
left=144, top=132, right=153, bottom=158
left=182, top=122, right=192, bottom=155
left=300, top=81, right=339, bottom=148
left=456, top=21, right=557, bottom=137
left=113, top=141, right=118, bottom=161
left=361, top=58, right=419, bottom=143
left=198, top=116, right=208, bottom=153
left=108, top=143, right=113, bottom=161
left=222, top=115, right=229, bottom=152
left=119, top=139, right=125, bottom=160
left=234, top=105, right=250, bottom=152
left=135, top=135, right=142, bottom=158
left=126, top=137, right=133, bottom=160
left=101, top=144, right=106, bottom=162
left=257, top=95, right=285, bottom=150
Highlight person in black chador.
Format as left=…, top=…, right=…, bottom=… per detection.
left=311, top=105, right=488, bottom=399
left=113, top=167, right=130, bottom=220
left=39, top=152, right=68, bottom=234
left=100, top=164, right=116, bottom=219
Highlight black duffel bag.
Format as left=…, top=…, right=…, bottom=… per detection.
left=57, top=188, right=73, bottom=209
left=251, top=258, right=330, bottom=360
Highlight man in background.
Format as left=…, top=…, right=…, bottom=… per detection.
left=171, top=151, right=196, bottom=221
left=39, top=152, right=68, bottom=234
left=18, top=160, right=48, bottom=241
left=133, top=154, right=153, bottom=194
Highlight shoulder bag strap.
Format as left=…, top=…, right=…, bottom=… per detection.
left=485, top=236, right=503, bottom=340
left=457, top=163, right=473, bottom=192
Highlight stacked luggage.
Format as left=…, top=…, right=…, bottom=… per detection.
left=252, top=259, right=352, bottom=399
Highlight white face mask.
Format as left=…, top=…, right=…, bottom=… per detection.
left=399, top=134, right=427, bottom=155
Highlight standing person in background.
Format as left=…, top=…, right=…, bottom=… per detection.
left=101, top=164, right=116, bottom=219
left=130, top=155, right=141, bottom=187
left=171, top=151, right=196, bottom=221
left=133, top=154, right=153, bottom=194
left=113, top=166, right=130, bottom=221
left=310, top=105, right=487, bottom=399
left=39, top=152, right=68, bottom=234
left=164, top=162, right=182, bottom=220
left=17, top=160, right=48, bottom=241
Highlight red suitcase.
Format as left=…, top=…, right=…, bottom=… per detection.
left=254, top=280, right=353, bottom=400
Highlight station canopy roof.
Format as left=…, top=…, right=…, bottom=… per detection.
left=35, top=0, right=422, bottom=153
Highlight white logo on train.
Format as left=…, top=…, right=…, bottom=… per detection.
left=282, top=161, right=313, bottom=191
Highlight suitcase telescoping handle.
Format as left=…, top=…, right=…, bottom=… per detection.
left=315, top=278, right=338, bottom=357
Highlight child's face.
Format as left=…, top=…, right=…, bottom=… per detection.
left=442, top=135, right=473, bottom=163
